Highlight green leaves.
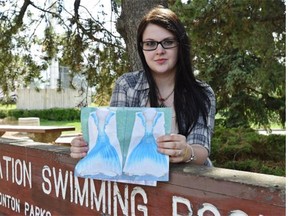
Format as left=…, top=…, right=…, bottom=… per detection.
left=171, top=0, right=285, bottom=128
left=0, top=0, right=285, bottom=129
left=211, top=127, right=285, bottom=176
left=0, top=1, right=128, bottom=106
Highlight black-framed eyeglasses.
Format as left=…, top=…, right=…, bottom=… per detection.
left=140, top=39, right=178, bottom=51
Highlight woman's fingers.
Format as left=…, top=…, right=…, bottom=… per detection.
left=70, top=136, right=88, bottom=158
left=70, top=149, right=88, bottom=158
left=157, top=134, right=188, bottom=163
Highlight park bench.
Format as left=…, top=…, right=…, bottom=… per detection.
left=0, top=125, right=75, bottom=143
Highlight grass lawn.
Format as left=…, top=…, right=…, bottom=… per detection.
left=0, top=104, right=16, bottom=110
left=0, top=105, right=82, bottom=134
left=40, top=119, right=82, bottom=134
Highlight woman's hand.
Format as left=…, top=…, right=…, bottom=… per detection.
left=70, top=135, right=89, bottom=159
left=156, top=134, right=189, bottom=163
left=157, top=134, right=209, bottom=164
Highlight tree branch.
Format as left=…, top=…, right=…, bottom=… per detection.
left=74, top=0, right=81, bottom=21
left=11, top=0, right=31, bottom=33
left=29, top=1, right=123, bottom=49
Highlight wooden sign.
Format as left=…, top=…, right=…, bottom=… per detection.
left=0, top=137, right=285, bottom=215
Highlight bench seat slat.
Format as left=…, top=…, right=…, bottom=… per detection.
left=0, top=125, right=75, bottom=133
left=0, top=125, right=76, bottom=143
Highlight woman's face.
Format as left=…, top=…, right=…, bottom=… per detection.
left=142, top=24, right=178, bottom=76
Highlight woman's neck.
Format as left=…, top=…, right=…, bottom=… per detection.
left=152, top=73, right=175, bottom=107
left=152, top=72, right=175, bottom=93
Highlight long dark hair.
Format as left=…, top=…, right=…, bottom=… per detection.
left=137, top=6, right=211, bottom=136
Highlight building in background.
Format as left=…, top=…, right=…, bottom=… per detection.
left=16, top=58, right=93, bottom=110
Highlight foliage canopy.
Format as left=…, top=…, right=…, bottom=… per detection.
left=0, top=0, right=286, bottom=128
left=171, top=0, right=285, bottom=128
left=0, top=0, right=128, bottom=104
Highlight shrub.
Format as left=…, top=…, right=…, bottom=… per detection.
left=6, top=108, right=81, bottom=121
left=0, top=109, right=9, bottom=118
left=211, top=126, right=285, bottom=176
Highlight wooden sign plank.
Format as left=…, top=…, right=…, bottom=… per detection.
left=0, top=138, right=285, bottom=216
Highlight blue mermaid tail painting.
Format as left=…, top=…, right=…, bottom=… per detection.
left=74, top=107, right=172, bottom=184
left=75, top=108, right=122, bottom=179
left=123, top=108, right=169, bottom=180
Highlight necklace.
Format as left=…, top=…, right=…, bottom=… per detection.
left=158, top=89, right=174, bottom=107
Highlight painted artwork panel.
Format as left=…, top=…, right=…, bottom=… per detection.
left=75, top=107, right=172, bottom=185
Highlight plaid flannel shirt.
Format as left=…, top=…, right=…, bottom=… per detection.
left=110, top=70, right=216, bottom=166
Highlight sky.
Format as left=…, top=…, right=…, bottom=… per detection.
left=4, top=0, right=190, bottom=87
left=25, top=0, right=117, bottom=88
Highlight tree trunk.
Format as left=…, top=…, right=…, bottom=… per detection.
left=116, top=0, right=168, bottom=71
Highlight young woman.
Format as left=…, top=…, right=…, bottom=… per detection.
left=70, top=6, right=216, bottom=166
